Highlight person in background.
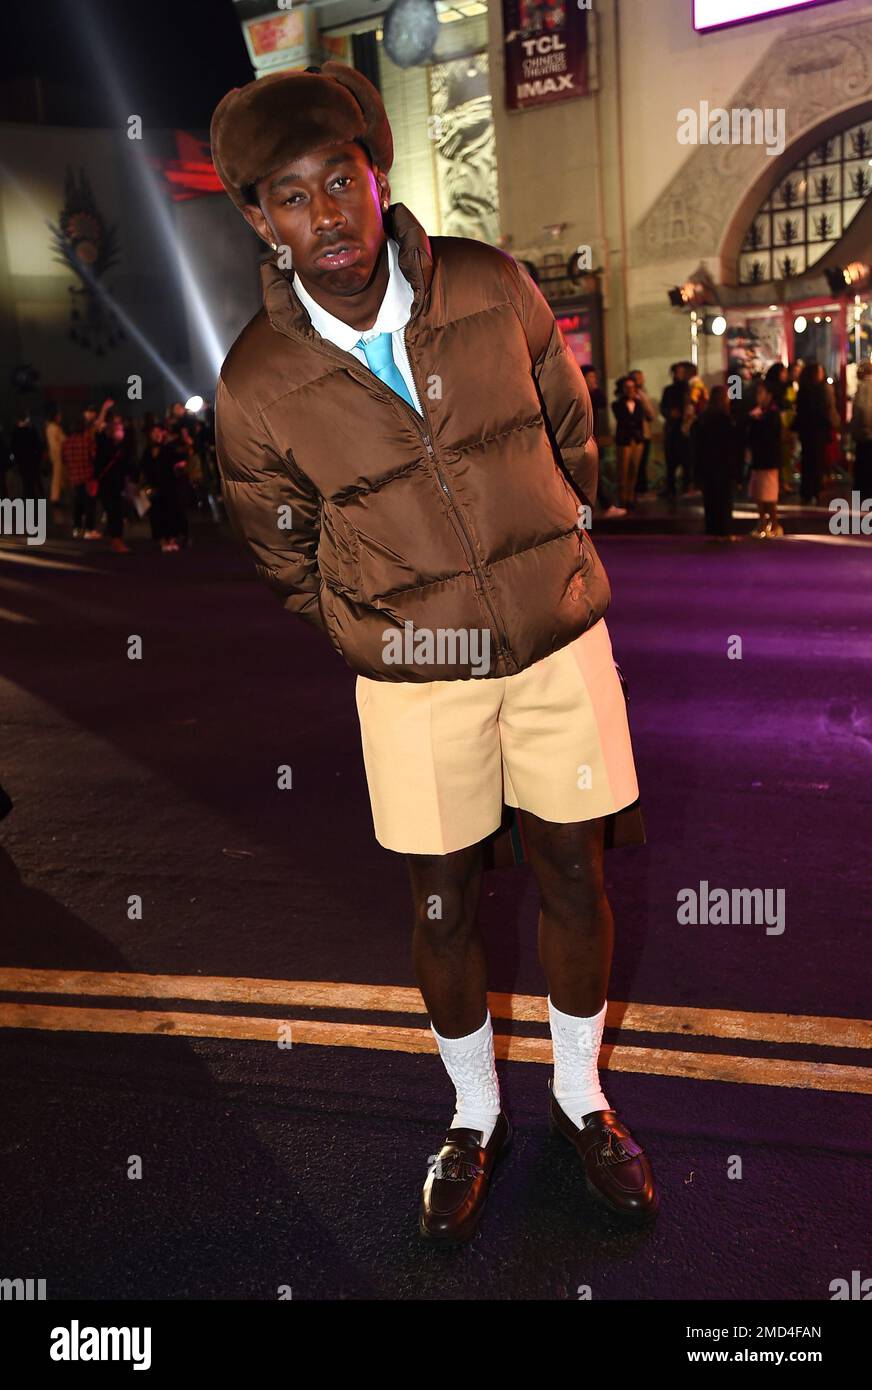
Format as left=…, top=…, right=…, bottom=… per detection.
left=746, top=379, right=783, bottom=538
left=95, top=414, right=135, bottom=553
left=776, top=362, right=798, bottom=494
left=168, top=400, right=199, bottom=446
left=763, top=361, right=795, bottom=495
left=821, top=366, right=842, bottom=485
left=582, top=364, right=626, bottom=518
left=682, top=363, right=708, bottom=494
left=45, top=405, right=67, bottom=512
left=165, top=421, right=194, bottom=547
left=659, top=361, right=690, bottom=497
left=198, top=397, right=220, bottom=507
left=581, top=365, right=608, bottom=433
left=628, top=368, right=656, bottom=497
left=611, top=375, right=645, bottom=509
left=139, top=423, right=188, bottom=553
left=850, top=359, right=872, bottom=500
left=62, top=414, right=100, bottom=538
left=10, top=411, right=44, bottom=500
left=692, top=384, right=741, bottom=540
left=795, top=360, right=836, bottom=504
left=763, top=361, right=788, bottom=409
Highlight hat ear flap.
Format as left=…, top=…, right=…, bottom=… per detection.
left=321, top=60, right=393, bottom=172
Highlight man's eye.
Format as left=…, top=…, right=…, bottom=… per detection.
left=283, top=194, right=302, bottom=206
left=330, top=177, right=351, bottom=191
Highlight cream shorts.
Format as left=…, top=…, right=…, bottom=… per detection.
left=354, top=617, right=639, bottom=855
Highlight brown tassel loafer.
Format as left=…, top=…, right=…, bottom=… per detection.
left=419, top=1111, right=512, bottom=1244
left=548, top=1080, right=659, bottom=1223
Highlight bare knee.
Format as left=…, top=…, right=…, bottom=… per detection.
left=407, top=844, right=483, bottom=942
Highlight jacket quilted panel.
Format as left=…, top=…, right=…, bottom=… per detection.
left=215, top=202, right=610, bottom=681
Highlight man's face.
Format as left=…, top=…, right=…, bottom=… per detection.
left=149, top=426, right=166, bottom=445
left=585, top=371, right=598, bottom=391
left=632, top=370, right=644, bottom=387
left=244, top=141, right=389, bottom=299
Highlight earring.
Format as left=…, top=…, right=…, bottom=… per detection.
left=270, top=241, right=278, bottom=250
left=382, top=200, right=389, bottom=211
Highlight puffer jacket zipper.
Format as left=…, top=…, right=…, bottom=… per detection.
left=399, top=335, right=513, bottom=673
left=265, top=281, right=513, bottom=671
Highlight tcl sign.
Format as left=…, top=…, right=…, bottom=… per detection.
left=694, top=0, right=837, bottom=32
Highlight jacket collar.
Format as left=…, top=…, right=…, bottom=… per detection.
left=259, top=202, right=434, bottom=347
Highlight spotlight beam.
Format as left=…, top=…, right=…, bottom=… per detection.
left=71, top=0, right=228, bottom=380
left=1, top=161, right=191, bottom=399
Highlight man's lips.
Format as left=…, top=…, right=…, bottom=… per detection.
left=314, top=244, right=362, bottom=270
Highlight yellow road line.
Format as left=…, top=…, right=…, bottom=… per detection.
left=0, top=969, right=868, bottom=1050
left=0, top=1002, right=869, bottom=1093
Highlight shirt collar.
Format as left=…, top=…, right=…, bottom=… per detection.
left=291, top=238, right=414, bottom=351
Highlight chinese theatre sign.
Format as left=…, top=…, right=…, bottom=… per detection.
left=502, top=0, right=590, bottom=111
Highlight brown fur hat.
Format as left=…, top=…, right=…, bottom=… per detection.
left=210, top=61, right=393, bottom=212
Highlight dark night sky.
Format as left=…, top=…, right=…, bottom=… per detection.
left=1, top=0, right=253, bottom=128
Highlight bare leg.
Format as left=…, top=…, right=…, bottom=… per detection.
left=406, top=840, right=487, bottom=1037
left=518, top=811, right=613, bottom=1016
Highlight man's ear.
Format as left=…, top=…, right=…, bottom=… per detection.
left=375, top=169, right=391, bottom=208
left=242, top=203, right=274, bottom=247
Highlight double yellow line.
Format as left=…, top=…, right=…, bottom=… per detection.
left=0, top=968, right=869, bottom=1094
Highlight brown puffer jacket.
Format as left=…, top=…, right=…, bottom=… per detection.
left=215, top=202, right=610, bottom=682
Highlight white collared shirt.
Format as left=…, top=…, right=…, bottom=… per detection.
left=292, top=237, right=423, bottom=415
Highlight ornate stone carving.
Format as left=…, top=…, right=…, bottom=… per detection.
left=632, top=15, right=872, bottom=267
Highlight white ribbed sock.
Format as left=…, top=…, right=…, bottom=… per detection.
left=548, top=995, right=611, bottom=1127
left=430, top=1009, right=501, bottom=1145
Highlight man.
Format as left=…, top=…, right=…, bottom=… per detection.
left=62, top=399, right=114, bottom=539
left=210, top=62, right=658, bottom=1242
left=61, top=413, right=100, bottom=539
left=95, top=414, right=134, bottom=553
left=10, top=412, right=44, bottom=500
left=659, top=362, right=690, bottom=497
left=581, top=365, right=626, bottom=519
left=628, top=369, right=656, bottom=496
left=45, top=405, right=67, bottom=513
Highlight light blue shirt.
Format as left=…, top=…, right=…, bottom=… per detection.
left=292, top=237, right=423, bottom=415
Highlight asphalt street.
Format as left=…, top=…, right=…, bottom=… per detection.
left=0, top=510, right=870, bottom=1301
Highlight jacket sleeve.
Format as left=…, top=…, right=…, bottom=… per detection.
left=214, top=375, right=328, bottom=635
left=506, top=256, right=598, bottom=508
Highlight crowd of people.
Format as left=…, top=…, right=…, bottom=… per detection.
left=2, top=399, right=218, bottom=553
left=582, top=355, right=866, bottom=540
left=3, top=357, right=869, bottom=551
